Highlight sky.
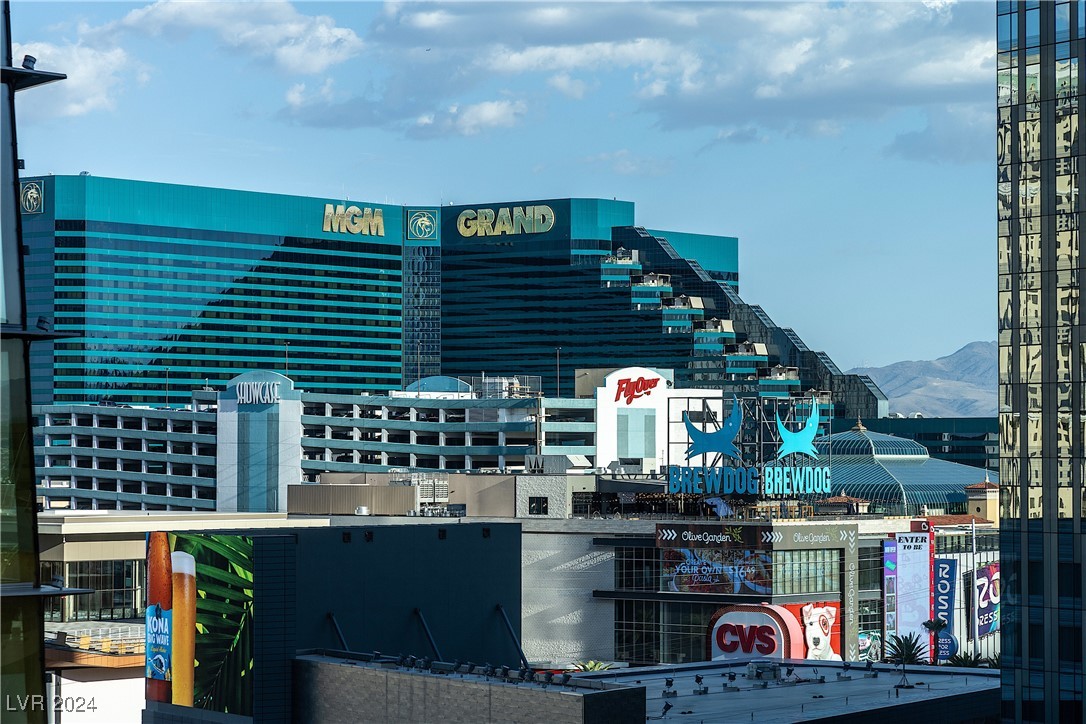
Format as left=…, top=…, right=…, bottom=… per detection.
left=11, top=0, right=996, bottom=371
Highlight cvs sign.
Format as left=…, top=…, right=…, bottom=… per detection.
left=715, top=623, right=776, bottom=655
left=707, top=605, right=805, bottom=661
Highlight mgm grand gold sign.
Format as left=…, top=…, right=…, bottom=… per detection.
left=457, top=205, right=555, bottom=237
left=323, top=204, right=385, bottom=236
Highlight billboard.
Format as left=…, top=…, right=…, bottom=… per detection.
left=933, top=558, right=958, bottom=660
left=706, top=602, right=842, bottom=662
left=146, top=532, right=254, bottom=715
left=662, top=547, right=772, bottom=595
left=882, top=540, right=897, bottom=639
left=975, top=562, right=1001, bottom=638
left=659, top=522, right=859, bottom=660
left=858, top=630, right=883, bottom=662
left=894, top=531, right=934, bottom=660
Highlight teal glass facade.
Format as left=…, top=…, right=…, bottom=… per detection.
left=997, top=2, right=1085, bottom=722
left=24, top=181, right=883, bottom=421
left=22, top=176, right=405, bottom=404
left=440, top=197, right=883, bottom=419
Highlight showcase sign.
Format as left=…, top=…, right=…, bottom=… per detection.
left=234, top=381, right=281, bottom=405
left=668, top=396, right=830, bottom=497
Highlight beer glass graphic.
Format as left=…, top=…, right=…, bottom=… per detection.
left=145, top=532, right=173, bottom=703
left=171, top=552, right=197, bottom=706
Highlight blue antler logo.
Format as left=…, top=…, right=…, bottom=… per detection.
left=775, top=398, right=820, bottom=460
left=683, top=396, right=743, bottom=461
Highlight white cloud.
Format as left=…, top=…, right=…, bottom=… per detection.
left=454, top=99, right=526, bottom=135
left=279, top=0, right=991, bottom=156
left=584, top=149, right=671, bottom=177
left=95, top=0, right=363, bottom=74
left=548, top=73, right=588, bottom=99
left=485, top=38, right=694, bottom=77
left=406, top=10, right=454, bottom=30
left=283, top=78, right=335, bottom=110
left=285, top=83, right=307, bottom=109
left=12, top=41, right=134, bottom=118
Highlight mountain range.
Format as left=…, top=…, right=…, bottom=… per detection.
left=848, top=341, right=997, bottom=418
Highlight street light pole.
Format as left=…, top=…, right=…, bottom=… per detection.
left=556, top=346, right=562, bottom=397
left=977, top=518, right=986, bottom=659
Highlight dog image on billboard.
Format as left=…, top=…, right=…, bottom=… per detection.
left=801, top=603, right=842, bottom=661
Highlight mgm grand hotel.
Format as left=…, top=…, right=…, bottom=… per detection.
left=18, top=174, right=1003, bottom=517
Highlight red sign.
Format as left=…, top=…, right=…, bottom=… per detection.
left=715, top=623, right=776, bottom=655
left=615, top=376, right=660, bottom=405
left=706, top=602, right=842, bottom=661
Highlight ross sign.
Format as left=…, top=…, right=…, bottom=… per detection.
left=323, top=204, right=385, bottom=236
left=934, top=558, right=958, bottom=660
left=615, top=376, right=660, bottom=405
left=235, top=381, right=281, bottom=405
left=456, top=205, right=555, bottom=237
left=975, top=563, right=1000, bottom=637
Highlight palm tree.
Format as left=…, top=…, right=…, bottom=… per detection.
left=946, top=652, right=986, bottom=668
left=922, top=619, right=947, bottom=663
left=571, top=660, right=612, bottom=671
left=922, top=618, right=948, bottom=636
left=885, top=633, right=928, bottom=665
left=984, top=653, right=1001, bottom=669
left=885, top=632, right=928, bottom=689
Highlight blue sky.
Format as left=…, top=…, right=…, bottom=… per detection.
left=12, top=1, right=995, bottom=370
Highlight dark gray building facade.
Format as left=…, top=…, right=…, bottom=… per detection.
left=143, top=522, right=523, bottom=724
left=996, top=2, right=1084, bottom=722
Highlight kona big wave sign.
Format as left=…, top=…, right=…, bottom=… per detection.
left=668, top=396, right=831, bottom=498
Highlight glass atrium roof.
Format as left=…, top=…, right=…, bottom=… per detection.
left=804, top=426, right=997, bottom=516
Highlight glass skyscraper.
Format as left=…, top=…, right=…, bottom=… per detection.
left=440, top=198, right=885, bottom=419
left=23, top=182, right=884, bottom=420
left=2, top=3, right=68, bottom=720
left=996, top=2, right=1084, bottom=722
left=21, top=176, right=406, bottom=404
